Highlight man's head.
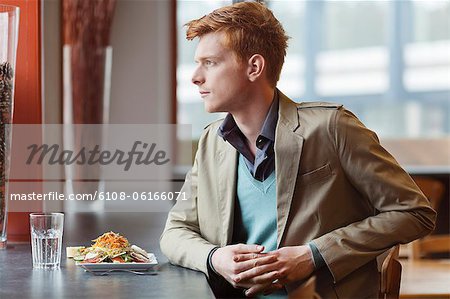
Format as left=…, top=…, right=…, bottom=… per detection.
left=186, top=2, right=289, bottom=88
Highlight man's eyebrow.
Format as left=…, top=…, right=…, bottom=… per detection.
left=194, top=56, right=221, bottom=62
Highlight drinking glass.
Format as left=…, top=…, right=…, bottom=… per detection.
left=30, top=213, right=64, bottom=269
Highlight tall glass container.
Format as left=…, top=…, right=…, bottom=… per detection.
left=62, top=0, right=115, bottom=212
left=0, top=4, right=19, bottom=249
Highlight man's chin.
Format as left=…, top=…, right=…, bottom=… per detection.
left=204, top=104, right=220, bottom=113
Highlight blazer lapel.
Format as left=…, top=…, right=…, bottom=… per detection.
left=275, top=91, right=304, bottom=247
left=216, top=142, right=238, bottom=246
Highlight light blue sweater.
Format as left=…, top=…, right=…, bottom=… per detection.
left=233, top=154, right=278, bottom=252
left=233, top=155, right=287, bottom=298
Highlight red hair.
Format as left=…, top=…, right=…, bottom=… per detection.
left=185, top=2, right=289, bottom=87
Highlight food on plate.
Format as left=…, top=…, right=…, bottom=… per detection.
left=67, top=231, right=152, bottom=263
left=66, top=246, right=85, bottom=258
left=130, top=245, right=150, bottom=263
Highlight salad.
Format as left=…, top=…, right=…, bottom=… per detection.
left=68, top=231, right=152, bottom=263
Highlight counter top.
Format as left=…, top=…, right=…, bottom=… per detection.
left=0, top=212, right=215, bottom=299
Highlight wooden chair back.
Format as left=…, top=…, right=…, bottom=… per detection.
left=410, top=176, right=448, bottom=259
left=412, top=176, right=445, bottom=211
left=378, top=245, right=402, bottom=299
left=411, top=235, right=450, bottom=259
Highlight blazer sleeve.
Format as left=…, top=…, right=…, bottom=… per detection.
left=159, top=134, right=217, bottom=276
left=312, top=108, right=436, bottom=283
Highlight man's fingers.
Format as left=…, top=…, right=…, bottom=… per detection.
left=245, top=282, right=280, bottom=297
left=235, top=262, right=280, bottom=282
left=234, top=244, right=264, bottom=254
left=245, top=284, right=267, bottom=297
left=233, top=254, right=277, bottom=274
left=233, top=252, right=262, bottom=262
left=233, top=251, right=277, bottom=262
left=249, top=270, right=279, bottom=284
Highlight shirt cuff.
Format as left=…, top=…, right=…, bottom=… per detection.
left=207, top=246, right=220, bottom=275
left=308, top=242, right=326, bottom=270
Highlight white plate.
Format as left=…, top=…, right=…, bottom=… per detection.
left=77, top=253, right=158, bottom=271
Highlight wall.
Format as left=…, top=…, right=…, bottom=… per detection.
left=41, top=0, right=173, bottom=213
left=43, top=0, right=173, bottom=125
left=109, top=0, right=172, bottom=124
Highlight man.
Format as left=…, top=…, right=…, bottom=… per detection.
left=160, top=2, right=436, bottom=298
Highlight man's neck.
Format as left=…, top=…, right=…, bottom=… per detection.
left=231, top=87, right=275, bottom=152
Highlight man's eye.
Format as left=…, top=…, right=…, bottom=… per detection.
left=205, top=60, right=214, bottom=66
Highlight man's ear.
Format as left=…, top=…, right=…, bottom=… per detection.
left=247, top=54, right=265, bottom=82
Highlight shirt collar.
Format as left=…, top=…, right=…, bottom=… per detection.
left=259, top=91, right=279, bottom=142
left=217, top=90, right=279, bottom=142
left=217, top=113, right=238, bottom=140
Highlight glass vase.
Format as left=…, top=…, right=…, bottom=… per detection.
left=62, top=45, right=112, bottom=212
left=0, top=4, right=19, bottom=249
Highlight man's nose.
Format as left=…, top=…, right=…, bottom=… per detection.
left=191, top=67, right=205, bottom=85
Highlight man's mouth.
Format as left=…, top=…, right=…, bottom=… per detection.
left=199, top=91, right=210, bottom=97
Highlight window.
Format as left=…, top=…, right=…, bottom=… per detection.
left=177, top=0, right=450, bottom=144
left=177, top=0, right=230, bottom=139
left=317, top=1, right=389, bottom=96
left=269, top=1, right=306, bottom=97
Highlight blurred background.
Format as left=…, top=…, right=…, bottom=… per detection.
left=179, top=0, right=450, bottom=141
left=178, top=0, right=450, bottom=172
left=2, top=0, right=449, bottom=240
left=31, top=0, right=450, bottom=170
left=1, top=2, right=448, bottom=295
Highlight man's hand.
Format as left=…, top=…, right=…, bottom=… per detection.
left=236, top=245, right=315, bottom=297
left=211, top=244, right=282, bottom=293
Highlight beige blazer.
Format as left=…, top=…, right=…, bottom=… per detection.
left=160, top=91, right=436, bottom=298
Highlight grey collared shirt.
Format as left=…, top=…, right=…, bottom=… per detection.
left=217, top=92, right=278, bottom=182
